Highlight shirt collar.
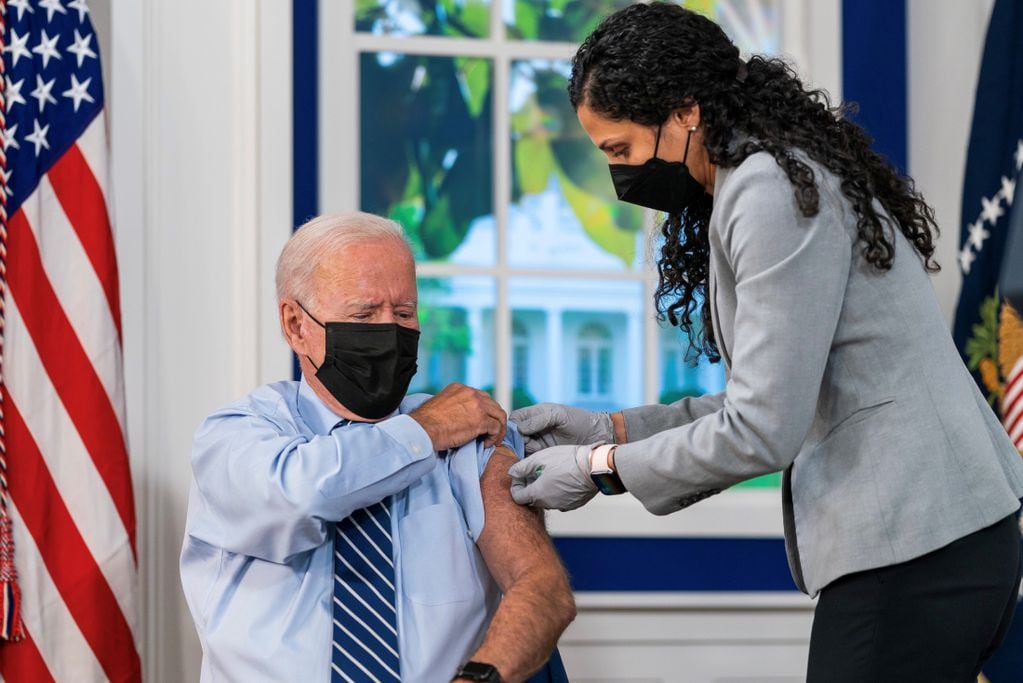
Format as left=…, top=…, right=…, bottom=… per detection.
left=296, top=374, right=401, bottom=435
left=296, top=375, right=350, bottom=435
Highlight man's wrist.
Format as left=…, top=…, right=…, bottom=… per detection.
left=408, top=412, right=443, bottom=450
left=453, top=660, right=503, bottom=682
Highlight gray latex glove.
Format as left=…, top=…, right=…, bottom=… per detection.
left=510, top=403, right=614, bottom=455
left=508, top=444, right=598, bottom=511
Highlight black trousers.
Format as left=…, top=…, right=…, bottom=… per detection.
left=807, top=512, right=1022, bottom=682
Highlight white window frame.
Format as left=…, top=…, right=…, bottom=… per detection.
left=576, top=321, right=614, bottom=401
left=318, top=0, right=840, bottom=413
left=317, top=0, right=843, bottom=556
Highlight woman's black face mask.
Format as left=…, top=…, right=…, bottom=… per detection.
left=608, top=124, right=708, bottom=214
left=298, top=302, right=420, bottom=420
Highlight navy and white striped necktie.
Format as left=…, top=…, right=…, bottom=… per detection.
left=331, top=498, right=400, bottom=681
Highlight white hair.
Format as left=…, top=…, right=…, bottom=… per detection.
left=275, top=211, right=412, bottom=307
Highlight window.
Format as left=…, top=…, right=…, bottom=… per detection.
left=576, top=322, right=613, bottom=402
left=659, top=317, right=726, bottom=404
left=407, top=277, right=493, bottom=395
left=512, top=317, right=529, bottom=389
left=321, top=0, right=786, bottom=417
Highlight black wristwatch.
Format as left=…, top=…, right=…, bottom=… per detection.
left=454, top=661, right=503, bottom=682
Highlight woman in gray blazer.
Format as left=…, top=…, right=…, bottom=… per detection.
left=507, top=3, right=1023, bottom=680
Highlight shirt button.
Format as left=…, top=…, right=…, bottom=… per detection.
left=411, top=444, right=421, bottom=454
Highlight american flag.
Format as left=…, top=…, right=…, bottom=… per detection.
left=0, top=0, right=140, bottom=681
left=953, top=1, right=1023, bottom=680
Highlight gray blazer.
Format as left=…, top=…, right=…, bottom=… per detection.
left=614, top=151, right=1023, bottom=596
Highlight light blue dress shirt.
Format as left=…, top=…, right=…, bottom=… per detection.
left=180, top=378, right=522, bottom=682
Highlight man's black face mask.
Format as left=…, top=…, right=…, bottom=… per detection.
left=608, top=124, right=709, bottom=214
left=298, top=302, right=420, bottom=419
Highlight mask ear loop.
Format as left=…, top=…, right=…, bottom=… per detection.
left=295, top=300, right=325, bottom=370
left=295, top=300, right=326, bottom=328
left=682, top=127, right=695, bottom=164
left=653, top=123, right=663, bottom=159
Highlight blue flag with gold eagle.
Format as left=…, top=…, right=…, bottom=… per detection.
left=953, top=1, right=1023, bottom=680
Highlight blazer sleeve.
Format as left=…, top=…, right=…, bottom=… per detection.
left=620, top=391, right=726, bottom=442
left=614, top=155, right=853, bottom=515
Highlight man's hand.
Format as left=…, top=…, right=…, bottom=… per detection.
left=508, top=445, right=598, bottom=511
left=410, top=383, right=507, bottom=450
left=510, top=403, right=614, bottom=455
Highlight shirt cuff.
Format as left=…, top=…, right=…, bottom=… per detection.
left=376, top=413, right=435, bottom=461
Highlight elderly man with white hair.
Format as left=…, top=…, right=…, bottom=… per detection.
left=180, top=212, right=575, bottom=683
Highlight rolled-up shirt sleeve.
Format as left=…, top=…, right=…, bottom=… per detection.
left=188, top=407, right=436, bottom=563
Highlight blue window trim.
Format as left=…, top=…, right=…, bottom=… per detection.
left=553, top=537, right=797, bottom=592
left=293, top=0, right=318, bottom=381
left=293, top=0, right=319, bottom=230
left=842, top=0, right=907, bottom=173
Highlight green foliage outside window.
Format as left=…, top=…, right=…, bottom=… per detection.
left=511, top=60, right=644, bottom=267
left=356, top=0, right=491, bottom=37
left=360, top=52, right=644, bottom=268
left=361, top=54, right=494, bottom=262
left=507, top=0, right=631, bottom=41
left=417, top=279, right=472, bottom=354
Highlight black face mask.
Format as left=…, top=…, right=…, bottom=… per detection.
left=609, top=125, right=708, bottom=214
left=298, top=303, right=420, bottom=420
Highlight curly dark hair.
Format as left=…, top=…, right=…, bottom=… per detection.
left=568, top=2, right=939, bottom=361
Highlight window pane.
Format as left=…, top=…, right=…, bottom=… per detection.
left=511, top=309, right=545, bottom=409
left=597, top=347, right=612, bottom=394
left=506, top=1, right=782, bottom=53
left=360, top=54, right=494, bottom=266
left=513, top=344, right=529, bottom=390
left=577, top=347, right=592, bottom=394
left=356, top=0, right=491, bottom=38
left=512, top=316, right=531, bottom=398
left=711, top=0, right=783, bottom=54
left=509, top=59, right=645, bottom=271
left=657, top=321, right=725, bottom=404
left=510, top=277, right=644, bottom=411
left=658, top=321, right=778, bottom=488
left=506, top=0, right=630, bottom=42
left=411, top=276, right=495, bottom=395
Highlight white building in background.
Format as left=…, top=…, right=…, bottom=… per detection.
left=409, top=178, right=726, bottom=411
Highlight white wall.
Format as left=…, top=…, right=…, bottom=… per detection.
left=909, top=0, right=996, bottom=324
left=97, top=0, right=995, bottom=680
left=106, top=1, right=293, bottom=680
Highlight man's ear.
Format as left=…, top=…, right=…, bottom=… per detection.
left=279, top=299, right=309, bottom=355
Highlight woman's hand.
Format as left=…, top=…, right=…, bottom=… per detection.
left=508, top=445, right=598, bottom=511
left=510, top=404, right=614, bottom=455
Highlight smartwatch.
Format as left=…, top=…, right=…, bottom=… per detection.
left=589, top=444, right=627, bottom=495
left=454, top=661, right=503, bottom=682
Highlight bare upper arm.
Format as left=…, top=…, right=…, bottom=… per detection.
left=476, top=446, right=565, bottom=592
